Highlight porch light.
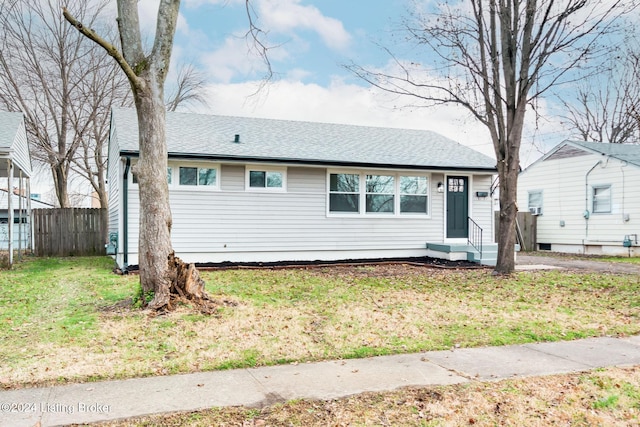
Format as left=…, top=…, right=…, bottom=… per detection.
left=437, top=182, right=444, bottom=193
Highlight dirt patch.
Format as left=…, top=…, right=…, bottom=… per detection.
left=518, top=253, right=640, bottom=274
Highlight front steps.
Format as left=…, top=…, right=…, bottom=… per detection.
left=426, top=242, right=498, bottom=266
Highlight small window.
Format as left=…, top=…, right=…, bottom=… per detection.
left=132, top=167, right=172, bottom=185
left=528, top=190, right=543, bottom=214
left=247, top=168, right=285, bottom=190
left=592, top=185, right=611, bottom=213
left=249, top=171, right=282, bottom=188
left=329, top=173, right=359, bottom=212
left=179, top=166, right=217, bottom=186
left=448, top=178, right=465, bottom=193
left=400, top=176, right=428, bottom=214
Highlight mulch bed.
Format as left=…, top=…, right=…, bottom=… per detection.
left=123, top=256, right=484, bottom=273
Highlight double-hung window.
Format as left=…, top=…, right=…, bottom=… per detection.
left=400, top=176, right=428, bottom=214
left=329, top=173, right=359, bottom=212
left=366, top=175, right=395, bottom=213
left=592, top=185, right=611, bottom=213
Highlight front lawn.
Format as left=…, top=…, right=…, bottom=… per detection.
left=0, top=257, right=638, bottom=389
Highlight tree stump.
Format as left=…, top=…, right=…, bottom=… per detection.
left=164, top=252, right=215, bottom=313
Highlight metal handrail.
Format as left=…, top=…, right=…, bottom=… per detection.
left=468, top=217, right=483, bottom=260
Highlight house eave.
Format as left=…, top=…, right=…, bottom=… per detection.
left=119, top=150, right=497, bottom=173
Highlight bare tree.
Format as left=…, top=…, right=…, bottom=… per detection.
left=166, top=64, right=208, bottom=112
left=64, top=0, right=207, bottom=310
left=348, top=0, right=631, bottom=274
left=0, top=0, right=115, bottom=208
left=560, top=39, right=640, bottom=144
left=71, top=38, right=133, bottom=238
left=64, top=0, right=274, bottom=310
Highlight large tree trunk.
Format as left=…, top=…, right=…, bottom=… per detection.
left=52, top=163, right=70, bottom=208
left=132, top=72, right=174, bottom=310
left=63, top=0, right=209, bottom=312
left=493, top=103, right=525, bottom=274
left=494, top=162, right=518, bottom=274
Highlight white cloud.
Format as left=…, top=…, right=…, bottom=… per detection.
left=135, top=0, right=192, bottom=41
left=256, top=0, right=351, bottom=51
left=137, top=0, right=161, bottom=33
left=199, top=36, right=274, bottom=82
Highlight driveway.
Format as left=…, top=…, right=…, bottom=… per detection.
left=517, top=253, right=639, bottom=275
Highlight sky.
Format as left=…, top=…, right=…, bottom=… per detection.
left=30, top=0, right=579, bottom=200
left=135, top=0, right=569, bottom=165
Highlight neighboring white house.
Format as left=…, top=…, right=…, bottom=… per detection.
left=0, top=111, right=32, bottom=264
left=518, top=140, right=640, bottom=256
left=0, top=189, right=53, bottom=250
left=108, top=109, right=498, bottom=270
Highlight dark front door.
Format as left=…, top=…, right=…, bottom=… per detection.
left=446, top=176, right=469, bottom=239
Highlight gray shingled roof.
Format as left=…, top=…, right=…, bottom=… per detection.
left=111, top=108, right=496, bottom=171
left=568, top=140, right=640, bottom=168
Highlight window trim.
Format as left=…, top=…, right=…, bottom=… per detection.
left=399, top=175, right=429, bottom=215
left=592, top=184, right=612, bottom=214
left=327, top=170, right=431, bottom=217
left=245, top=165, right=287, bottom=192
left=170, top=162, right=220, bottom=190
left=527, top=190, right=543, bottom=215
left=129, top=160, right=222, bottom=190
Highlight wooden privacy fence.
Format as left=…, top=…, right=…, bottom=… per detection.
left=494, top=211, right=537, bottom=251
left=33, top=208, right=105, bottom=256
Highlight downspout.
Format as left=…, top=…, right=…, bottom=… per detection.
left=620, top=161, right=628, bottom=223
left=18, top=170, right=22, bottom=261
left=123, top=157, right=131, bottom=272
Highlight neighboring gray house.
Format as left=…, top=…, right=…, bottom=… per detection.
left=518, top=140, right=640, bottom=256
left=0, top=111, right=32, bottom=263
left=108, top=109, right=498, bottom=270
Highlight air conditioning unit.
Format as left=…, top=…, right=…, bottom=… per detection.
left=529, top=207, right=542, bottom=216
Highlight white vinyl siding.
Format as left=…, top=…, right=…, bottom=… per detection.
left=10, top=117, right=31, bottom=177
left=120, top=163, right=494, bottom=265
left=107, top=127, right=121, bottom=236
left=518, top=150, right=640, bottom=250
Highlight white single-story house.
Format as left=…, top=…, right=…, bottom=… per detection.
left=0, top=111, right=32, bottom=263
left=518, top=140, right=640, bottom=256
left=108, top=109, right=498, bottom=270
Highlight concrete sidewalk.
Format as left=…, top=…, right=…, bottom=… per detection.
left=1, top=335, right=639, bottom=427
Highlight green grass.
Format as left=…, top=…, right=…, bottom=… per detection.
left=596, top=256, right=640, bottom=264
left=0, top=257, right=639, bottom=389
left=0, top=256, right=137, bottom=368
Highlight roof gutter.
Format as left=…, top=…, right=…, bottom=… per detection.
left=119, top=150, right=497, bottom=173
